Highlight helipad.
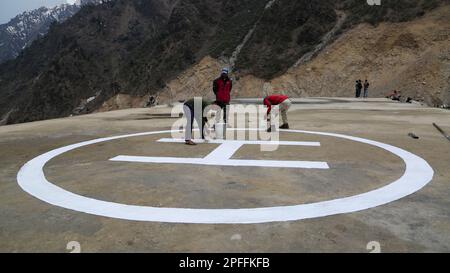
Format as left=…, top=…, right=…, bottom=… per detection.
left=1, top=98, right=450, bottom=252
left=17, top=128, right=433, bottom=224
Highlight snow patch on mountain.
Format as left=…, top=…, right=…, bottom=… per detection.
left=0, top=0, right=110, bottom=64
left=265, top=0, right=277, bottom=9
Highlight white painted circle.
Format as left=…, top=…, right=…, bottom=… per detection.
left=17, top=129, right=434, bottom=224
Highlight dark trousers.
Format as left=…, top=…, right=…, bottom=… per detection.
left=215, top=101, right=229, bottom=123
left=183, top=105, right=205, bottom=140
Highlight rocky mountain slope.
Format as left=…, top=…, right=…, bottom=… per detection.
left=0, top=4, right=80, bottom=64
left=158, top=4, right=449, bottom=108
left=0, top=0, right=110, bottom=65
left=0, top=0, right=449, bottom=125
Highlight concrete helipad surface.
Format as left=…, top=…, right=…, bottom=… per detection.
left=1, top=98, right=449, bottom=252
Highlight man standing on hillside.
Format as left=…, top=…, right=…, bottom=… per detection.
left=355, top=80, right=363, bottom=98
left=264, top=94, right=292, bottom=132
left=213, top=68, right=233, bottom=124
left=363, top=79, right=370, bottom=98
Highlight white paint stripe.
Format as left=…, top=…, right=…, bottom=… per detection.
left=17, top=129, right=434, bottom=224
left=203, top=142, right=244, bottom=161
left=110, top=156, right=329, bottom=169
left=225, top=160, right=329, bottom=169
left=157, top=138, right=321, bottom=146
left=110, top=156, right=206, bottom=164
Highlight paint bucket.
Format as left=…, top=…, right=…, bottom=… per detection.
left=215, top=123, right=226, bottom=139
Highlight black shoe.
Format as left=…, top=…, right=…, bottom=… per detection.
left=185, top=140, right=197, bottom=145
left=279, top=123, right=290, bottom=129
left=267, top=128, right=272, bottom=133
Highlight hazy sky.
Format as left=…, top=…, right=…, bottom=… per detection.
left=0, top=0, right=75, bottom=24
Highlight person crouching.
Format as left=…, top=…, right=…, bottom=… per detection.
left=263, top=94, right=292, bottom=132
left=183, top=98, right=214, bottom=145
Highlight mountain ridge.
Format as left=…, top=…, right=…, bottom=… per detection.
left=0, top=0, right=449, bottom=125
left=0, top=4, right=80, bottom=64
left=0, top=0, right=111, bottom=65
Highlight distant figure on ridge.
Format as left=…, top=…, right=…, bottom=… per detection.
left=387, top=90, right=402, bottom=101
left=363, top=80, right=370, bottom=98
left=355, top=80, right=363, bottom=98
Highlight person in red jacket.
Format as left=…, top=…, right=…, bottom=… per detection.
left=264, top=94, right=292, bottom=132
left=213, top=68, right=233, bottom=123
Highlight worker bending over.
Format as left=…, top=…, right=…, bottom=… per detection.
left=263, top=94, right=292, bottom=132
left=183, top=98, right=214, bottom=145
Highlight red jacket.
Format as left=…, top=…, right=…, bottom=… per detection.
left=264, top=95, right=289, bottom=115
left=213, top=77, right=232, bottom=104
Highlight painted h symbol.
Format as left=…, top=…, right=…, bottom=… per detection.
left=110, top=139, right=329, bottom=169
